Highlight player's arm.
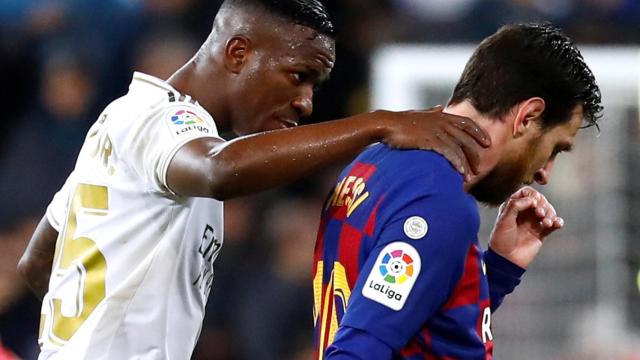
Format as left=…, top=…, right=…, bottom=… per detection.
left=325, top=327, right=392, bottom=360
left=486, top=186, right=564, bottom=311
left=166, top=108, right=490, bottom=200
left=327, top=174, right=475, bottom=357
left=17, top=216, right=58, bottom=300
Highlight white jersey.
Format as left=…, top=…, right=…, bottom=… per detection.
left=38, top=72, right=224, bottom=360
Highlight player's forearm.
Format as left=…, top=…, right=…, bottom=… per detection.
left=202, top=112, right=389, bottom=199
left=214, top=113, right=386, bottom=195
left=17, top=216, right=57, bottom=300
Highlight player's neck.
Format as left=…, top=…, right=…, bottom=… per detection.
left=167, top=59, right=232, bottom=132
left=444, top=101, right=511, bottom=190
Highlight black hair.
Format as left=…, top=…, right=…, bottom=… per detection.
left=223, top=0, right=335, bottom=37
left=449, top=23, right=602, bottom=130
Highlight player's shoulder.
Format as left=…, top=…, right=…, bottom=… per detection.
left=360, top=143, right=459, bottom=174
left=125, top=72, right=210, bottom=115
left=360, top=144, right=478, bottom=227
left=105, top=72, right=217, bottom=135
left=359, top=144, right=466, bottom=197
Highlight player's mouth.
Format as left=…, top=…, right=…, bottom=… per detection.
left=276, top=117, right=299, bottom=129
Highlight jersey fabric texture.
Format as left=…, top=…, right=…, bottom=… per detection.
left=313, top=144, right=525, bottom=360
left=38, top=73, right=224, bottom=360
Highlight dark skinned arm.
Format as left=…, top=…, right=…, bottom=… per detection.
left=167, top=107, right=490, bottom=199
left=17, top=108, right=489, bottom=299
left=17, top=215, right=58, bottom=300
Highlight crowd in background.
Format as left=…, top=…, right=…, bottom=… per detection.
left=0, top=0, right=638, bottom=359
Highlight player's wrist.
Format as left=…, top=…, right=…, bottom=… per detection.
left=358, top=110, right=397, bottom=143
left=485, top=248, right=526, bottom=275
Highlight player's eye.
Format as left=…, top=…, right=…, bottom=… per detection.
left=289, top=71, right=304, bottom=84
left=289, top=69, right=323, bottom=92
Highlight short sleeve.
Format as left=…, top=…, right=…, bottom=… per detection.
left=46, top=173, right=74, bottom=232
left=118, top=103, right=222, bottom=194
left=339, top=173, right=479, bottom=350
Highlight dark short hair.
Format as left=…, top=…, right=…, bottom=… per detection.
left=449, top=23, right=602, bottom=129
left=224, top=0, right=335, bottom=37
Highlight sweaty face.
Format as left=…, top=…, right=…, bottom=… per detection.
left=231, top=24, right=335, bottom=135
left=470, top=106, right=584, bottom=207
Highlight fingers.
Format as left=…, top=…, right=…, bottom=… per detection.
left=528, top=191, right=557, bottom=227
left=445, top=114, right=491, bottom=148
left=537, top=198, right=563, bottom=230
left=553, top=217, right=565, bottom=229
left=510, top=186, right=537, bottom=200
left=426, top=105, right=444, bottom=112
left=506, top=196, right=537, bottom=216
left=540, top=215, right=565, bottom=238
left=504, top=187, right=565, bottom=234
left=443, top=125, right=482, bottom=175
left=431, top=130, right=473, bottom=179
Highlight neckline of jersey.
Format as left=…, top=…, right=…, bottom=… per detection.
left=132, top=72, right=181, bottom=94
left=131, top=72, right=202, bottom=107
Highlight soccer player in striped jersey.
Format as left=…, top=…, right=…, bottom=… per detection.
left=17, top=1, right=493, bottom=359
left=313, top=23, right=603, bottom=359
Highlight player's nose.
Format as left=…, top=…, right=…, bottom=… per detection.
left=291, top=85, right=313, bottom=119
left=533, top=160, right=555, bottom=185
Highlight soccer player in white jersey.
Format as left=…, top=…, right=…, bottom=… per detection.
left=17, top=1, right=494, bottom=359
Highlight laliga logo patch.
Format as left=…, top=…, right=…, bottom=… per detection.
left=171, top=109, right=204, bottom=125
left=379, top=249, right=415, bottom=284
left=403, top=216, right=428, bottom=240
left=168, top=108, right=212, bottom=136
left=362, top=242, right=421, bottom=311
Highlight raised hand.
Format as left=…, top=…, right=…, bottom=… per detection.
left=488, top=186, right=564, bottom=269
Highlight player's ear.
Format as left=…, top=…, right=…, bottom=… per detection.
left=224, top=36, right=252, bottom=74
left=512, top=97, right=546, bottom=138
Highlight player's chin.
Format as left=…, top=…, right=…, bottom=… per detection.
left=470, top=184, right=518, bottom=208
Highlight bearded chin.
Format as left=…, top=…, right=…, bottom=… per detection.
left=469, top=155, right=533, bottom=207
left=469, top=171, right=523, bottom=207
left=469, top=133, right=542, bottom=207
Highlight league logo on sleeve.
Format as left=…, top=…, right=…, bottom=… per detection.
left=362, top=242, right=421, bottom=311
left=167, top=108, right=214, bottom=137
left=171, top=110, right=204, bottom=125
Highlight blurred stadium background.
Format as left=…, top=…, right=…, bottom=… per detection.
left=0, top=0, right=638, bottom=359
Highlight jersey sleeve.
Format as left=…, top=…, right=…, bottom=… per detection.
left=326, top=327, right=393, bottom=360
left=484, top=248, right=526, bottom=311
left=117, top=102, right=222, bottom=194
left=338, top=175, right=479, bottom=351
left=45, top=172, right=74, bottom=232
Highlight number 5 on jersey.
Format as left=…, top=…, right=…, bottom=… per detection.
left=43, top=184, right=109, bottom=344
left=313, top=261, right=351, bottom=359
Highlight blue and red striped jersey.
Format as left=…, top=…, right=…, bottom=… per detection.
left=312, top=144, right=525, bottom=360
